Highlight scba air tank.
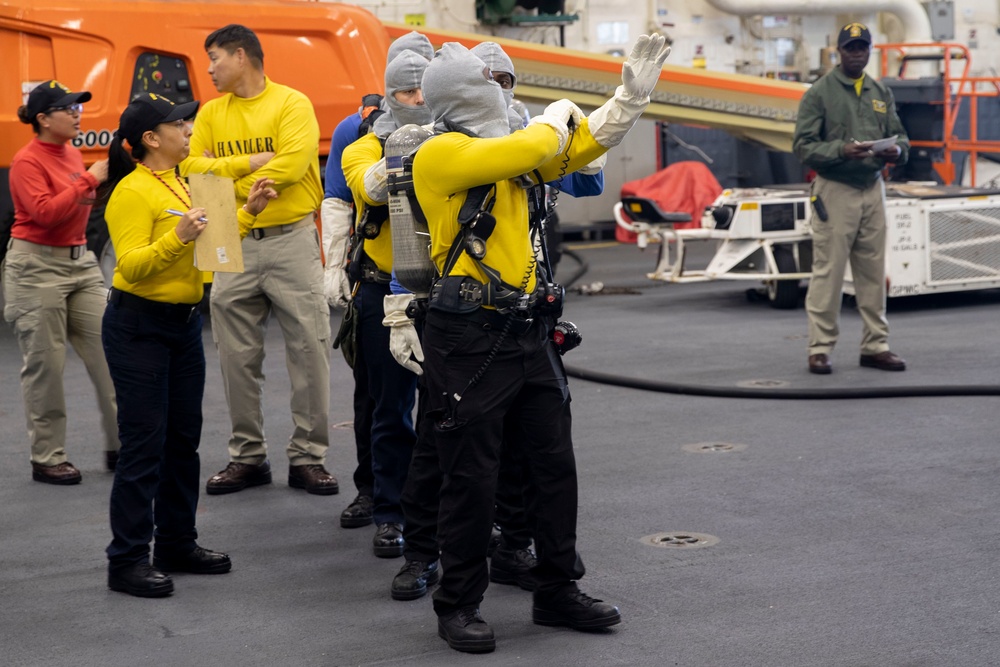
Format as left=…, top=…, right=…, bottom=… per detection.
left=385, top=123, right=436, bottom=297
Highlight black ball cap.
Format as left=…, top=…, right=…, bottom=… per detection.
left=837, top=22, right=872, bottom=48
left=27, top=80, right=92, bottom=118
left=119, top=93, right=200, bottom=145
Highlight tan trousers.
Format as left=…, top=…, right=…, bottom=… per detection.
left=805, top=175, right=890, bottom=356
left=210, top=222, right=331, bottom=466
left=2, top=247, right=120, bottom=465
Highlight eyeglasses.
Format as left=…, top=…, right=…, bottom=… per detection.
left=46, top=104, right=83, bottom=116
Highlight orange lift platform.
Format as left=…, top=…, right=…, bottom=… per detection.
left=877, top=42, right=1000, bottom=187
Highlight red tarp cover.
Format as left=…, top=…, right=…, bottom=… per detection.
left=617, top=160, right=723, bottom=243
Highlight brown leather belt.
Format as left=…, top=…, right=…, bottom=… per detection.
left=9, top=238, right=88, bottom=260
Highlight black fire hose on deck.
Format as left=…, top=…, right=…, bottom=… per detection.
left=559, top=247, right=1000, bottom=399
left=563, top=365, right=1000, bottom=399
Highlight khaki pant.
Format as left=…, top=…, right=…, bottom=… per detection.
left=2, top=247, right=119, bottom=465
left=805, top=175, right=890, bottom=356
left=210, top=222, right=331, bottom=466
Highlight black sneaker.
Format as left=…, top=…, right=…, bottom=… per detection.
left=340, top=494, right=374, bottom=528
left=489, top=545, right=537, bottom=591
left=391, top=559, right=440, bottom=601
left=437, top=606, right=496, bottom=653
left=533, top=585, right=621, bottom=630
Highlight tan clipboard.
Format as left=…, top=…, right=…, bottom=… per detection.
left=188, top=173, right=244, bottom=273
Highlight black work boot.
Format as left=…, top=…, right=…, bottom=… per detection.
left=489, top=543, right=537, bottom=591
left=340, top=493, right=374, bottom=528
left=437, top=606, right=496, bottom=653
left=532, top=584, right=621, bottom=630
left=391, top=559, right=440, bottom=601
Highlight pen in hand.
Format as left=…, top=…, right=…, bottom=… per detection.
left=166, top=208, right=208, bottom=223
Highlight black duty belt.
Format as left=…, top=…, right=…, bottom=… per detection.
left=249, top=214, right=315, bottom=240
left=428, top=276, right=537, bottom=316
left=358, top=259, right=392, bottom=284
left=108, top=287, right=200, bottom=324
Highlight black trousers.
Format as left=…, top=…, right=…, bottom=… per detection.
left=400, top=327, right=533, bottom=562
left=102, top=300, right=203, bottom=569
left=422, top=308, right=585, bottom=614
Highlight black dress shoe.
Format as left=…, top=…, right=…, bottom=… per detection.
left=205, top=461, right=272, bottom=495
left=31, top=461, right=82, bottom=485
left=108, top=563, right=174, bottom=598
left=340, top=493, right=374, bottom=528
left=438, top=606, right=496, bottom=653
left=489, top=545, right=537, bottom=591
left=153, top=546, right=232, bottom=574
left=533, top=585, right=621, bottom=630
left=860, top=350, right=906, bottom=371
left=373, top=522, right=405, bottom=558
left=808, top=353, right=832, bottom=375
left=105, top=451, right=120, bottom=472
left=288, top=464, right=339, bottom=495
left=391, top=559, right=440, bottom=601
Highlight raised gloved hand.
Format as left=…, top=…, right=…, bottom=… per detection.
left=320, top=197, right=355, bottom=309
left=588, top=33, right=671, bottom=148
left=622, top=33, right=671, bottom=101
left=527, top=114, right=570, bottom=154
left=542, top=99, right=584, bottom=131
left=578, top=152, right=607, bottom=175
left=382, top=293, right=423, bottom=375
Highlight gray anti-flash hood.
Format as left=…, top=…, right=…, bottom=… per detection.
left=421, top=42, right=509, bottom=139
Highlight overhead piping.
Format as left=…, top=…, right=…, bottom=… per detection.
left=701, top=0, right=933, bottom=43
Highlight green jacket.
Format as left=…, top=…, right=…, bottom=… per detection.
left=793, top=67, right=910, bottom=189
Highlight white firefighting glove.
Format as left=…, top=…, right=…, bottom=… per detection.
left=542, top=99, right=584, bottom=131
left=578, top=152, right=607, bottom=175
left=588, top=33, right=671, bottom=148
left=320, top=197, right=354, bottom=309
left=363, top=158, right=388, bottom=204
left=382, top=293, right=423, bottom=375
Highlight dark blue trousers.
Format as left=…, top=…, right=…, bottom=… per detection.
left=102, top=300, right=204, bottom=570
left=357, top=282, right=417, bottom=525
left=351, top=338, right=375, bottom=498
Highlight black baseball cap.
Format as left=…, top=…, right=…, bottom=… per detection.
left=26, top=80, right=92, bottom=118
left=118, top=92, right=199, bottom=145
left=837, top=22, right=872, bottom=48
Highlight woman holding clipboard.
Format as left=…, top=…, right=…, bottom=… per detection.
left=100, top=92, right=276, bottom=598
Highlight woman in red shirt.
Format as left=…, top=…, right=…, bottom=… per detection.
left=3, top=80, right=120, bottom=485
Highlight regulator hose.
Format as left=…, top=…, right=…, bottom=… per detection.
left=563, top=364, right=1000, bottom=399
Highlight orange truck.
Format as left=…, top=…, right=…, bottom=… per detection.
left=1, top=0, right=390, bottom=267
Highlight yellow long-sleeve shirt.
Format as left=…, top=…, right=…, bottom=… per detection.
left=182, top=77, right=322, bottom=228
left=341, top=132, right=393, bottom=273
left=106, top=164, right=256, bottom=303
left=412, top=120, right=606, bottom=292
